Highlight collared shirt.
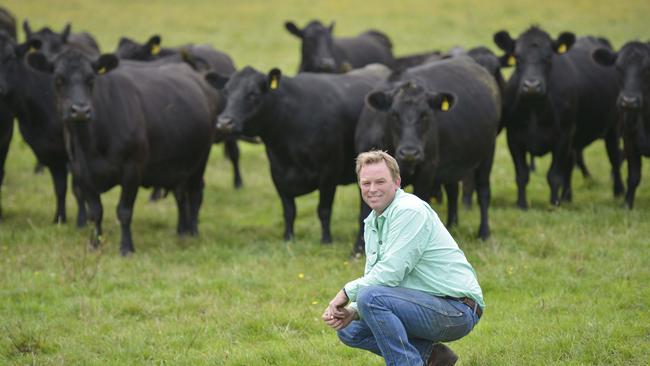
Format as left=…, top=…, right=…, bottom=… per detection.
left=344, top=189, right=485, bottom=313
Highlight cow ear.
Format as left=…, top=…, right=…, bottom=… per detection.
left=26, top=51, right=53, bottom=73
left=268, top=68, right=282, bottom=90
left=205, top=72, right=230, bottom=90
left=366, top=90, right=393, bottom=111
left=427, top=92, right=455, bottom=112
left=61, top=23, right=71, bottom=43
left=592, top=48, right=617, bottom=66
left=494, top=31, right=515, bottom=54
left=147, top=35, right=162, bottom=56
left=93, top=54, right=119, bottom=75
left=329, top=21, right=335, bottom=33
left=285, top=21, right=303, bottom=38
left=23, top=20, right=32, bottom=37
left=554, top=32, right=575, bottom=54
left=16, top=39, right=42, bottom=58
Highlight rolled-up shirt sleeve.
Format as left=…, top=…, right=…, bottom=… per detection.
left=344, top=207, right=431, bottom=302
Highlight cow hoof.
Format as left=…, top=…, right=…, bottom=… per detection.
left=477, top=229, right=490, bottom=240
left=120, top=248, right=135, bottom=257
left=53, top=215, right=66, bottom=225
left=321, top=237, right=332, bottom=244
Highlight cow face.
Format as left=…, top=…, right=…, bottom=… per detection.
left=285, top=20, right=337, bottom=73
left=494, top=26, right=575, bottom=97
left=0, top=31, right=40, bottom=98
left=116, top=35, right=162, bottom=60
left=593, top=41, right=650, bottom=111
left=366, top=81, right=455, bottom=175
left=206, top=66, right=280, bottom=137
left=23, top=20, right=71, bottom=59
left=26, top=49, right=118, bottom=123
left=467, top=46, right=506, bottom=92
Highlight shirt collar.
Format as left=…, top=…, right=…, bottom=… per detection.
left=364, top=188, right=404, bottom=226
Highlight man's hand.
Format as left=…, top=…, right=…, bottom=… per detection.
left=325, top=289, right=349, bottom=320
left=322, top=306, right=358, bottom=331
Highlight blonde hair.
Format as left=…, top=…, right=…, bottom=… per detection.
left=355, top=150, right=400, bottom=182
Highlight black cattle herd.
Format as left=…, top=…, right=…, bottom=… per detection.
left=0, top=8, right=648, bottom=256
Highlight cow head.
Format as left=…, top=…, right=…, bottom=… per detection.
left=26, top=49, right=119, bottom=123
left=23, top=20, right=72, bottom=59
left=285, top=20, right=338, bottom=73
left=116, top=35, right=162, bottom=60
left=467, top=46, right=506, bottom=93
left=494, top=26, right=575, bottom=98
left=0, top=31, right=41, bottom=98
left=593, top=41, right=650, bottom=112
left=205, top=66, right=280, bottom=137
left=366, top=81, right=455, bottom=175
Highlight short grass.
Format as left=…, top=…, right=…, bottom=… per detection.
left=1, top=0, right=649, bottom=365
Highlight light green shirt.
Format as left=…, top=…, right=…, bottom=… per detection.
left=344, top=189, right=485, bottom=314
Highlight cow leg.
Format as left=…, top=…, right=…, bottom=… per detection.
left=507, top=131, right=529, bottom=209
left=624, top=146, right=641, bottom=209
left=353, top=191, right=372, bottom=256
left=86, top=192, right=103, bottom=249
left=173, top=186, right=191, bottom=236
left=317, top=185, right=336, bottom=244
left=0, top=116, right=12, bottom=219
left=549, top=143, right=572, bottom=205
left=475, top=148, right=495, bottom=240
left=575, top=148, right=591, bottom=178
left=604, top=127, right=625, bottom=197
left=48, top=163, right=68, bottom=224
left=71, top=174, right=87, bottom=227
left=186, top=178, right=205, bottom=236
left=224, top=139, right=243, bottom=189
left=528, top=154, right=536, bottom=172
left=116, top=173, right=140, bottom=256
left=461, top=175, right=475, bottom=209
left=280, top=194, right=296, bottom=241
left=444, top=182, right=459, bottom=228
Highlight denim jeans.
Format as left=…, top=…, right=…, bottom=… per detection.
left=337, top=286, right=480, bottom=366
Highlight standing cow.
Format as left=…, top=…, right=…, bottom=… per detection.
left=24, top=20, right=100, bottom=57
left=285, top=20, right=394, bottom=73
left=206, top=64, right=391, bottom=243
left=353, top=56, right=501, bottom=254
left=494, top=26, right=623, bottom=209
left=593, top=41, right=650, bottom=208
left=27, top=49, right=218, bottom=255
left=0, top=7, right=15, bottom=218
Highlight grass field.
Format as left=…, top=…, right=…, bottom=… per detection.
left=1, top=0, right=649, bottom=365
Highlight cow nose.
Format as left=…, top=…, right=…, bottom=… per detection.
left=317, top=58, right=336, bottom=72
left=216, top=116, right=234, bottom=131
left=522, top=79, right=543, bottom=94
left=618, top=94, right=641, bottom=109
left=70, top=103, right=92, bottom=119
left=397, top=147, right=421, bottom=162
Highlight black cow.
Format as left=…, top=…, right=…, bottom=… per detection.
left=285, top=20, right=394, bottom=73
left=27, top=49, right=218, bottom=255
left=0, top=7, right=15, bottom=218
left=353, top=56, right=501, bottom=254
left=24, top=20, right=100, bottom=57
left=593, top=41, right=650, bottom=208
left=206, top=64, right=391, bottom=243
left=494, top=26, right=623, bottom=209
left=0, top=7, right=16, bottom=39
left=116, top=34, right=246, bottom=190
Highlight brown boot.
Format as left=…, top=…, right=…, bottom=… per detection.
left=427, top=343, right=458, bottom=366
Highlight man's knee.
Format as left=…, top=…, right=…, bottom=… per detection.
left=357, top=285, right=389, bottom=313
left=337, top=327, right=360, bottom=347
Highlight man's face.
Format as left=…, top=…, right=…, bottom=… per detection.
left=359, top=161, right=401, bottom=215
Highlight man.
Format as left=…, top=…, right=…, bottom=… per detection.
left=323, top=150, right=484, bottom=366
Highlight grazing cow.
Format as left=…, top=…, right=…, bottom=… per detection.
left=352, top=56, right=501, bottom=254
left=0, top=7, right=15, bottom=218
left=116, top=34, right=247, bottom=189
left=593, top=41, right=650, bottom=208
left=24, top=20, right=100, bottom=57
left=0, top=33, right=88, bottom=224
left=27, top=49, right=218, bottom=255
left=206, top=64, right=391, bottom=243
left=285, top=20, right=394, bottom=73
left=494, top=26, right=623, bottom=209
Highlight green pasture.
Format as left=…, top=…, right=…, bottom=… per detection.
left=1, top=0, right=649, bottom=364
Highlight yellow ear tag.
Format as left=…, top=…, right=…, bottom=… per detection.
left=441, top=98, right=450, bottom=112
left=507, top=55, right=516, bottom=66
left=557, top=43, right=567, bottom=54
left=151, top=44, right=161, bottom=55
left=98, top=67, right=106, bottom=75
left=270, top=77, right=278, bottom=90
left=29, top=46, right=38, bottom=53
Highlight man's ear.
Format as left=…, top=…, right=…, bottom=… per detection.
left=366, top=90, right=393, bottom=111
left=26, top=51, right=53, bottom=73
left=61, top=23, right=71, bottom=43
left=592, top=48, right=617, bottom=66
left=205, top=71, right=230, bottom=90
left=92, top=54, right=119, bottom=75
left=147, top=35, right=162, bottom=55
left=268, top=68, right=282, bottom=90
left=284, top=21, right=303, bottom=38
left=427, top=92, right=455, bottom=112
left=554, top=32, right=576, bottom=54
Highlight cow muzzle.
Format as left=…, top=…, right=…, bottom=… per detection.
left=396, top=146, right=423, bottom=164
left=618, top=94, right=642, bottom=110
left=521, top=78, right=545, bottom=96
left=216, top=116, right=235, bottom=132
left=66, top=103, right=93, bottom=122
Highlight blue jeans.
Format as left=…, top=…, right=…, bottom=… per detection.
left=337, top=286, right=479, bottom=366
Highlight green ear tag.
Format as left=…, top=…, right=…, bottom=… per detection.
left=270, top=77, right=278, bottom=90
left=507, top=55, right=516, bottom=66
left=441, top=98, right=450, bottom=112
left=557, top=43, right=567, bottom=54
left=151, top=44, right=161, bottom=55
